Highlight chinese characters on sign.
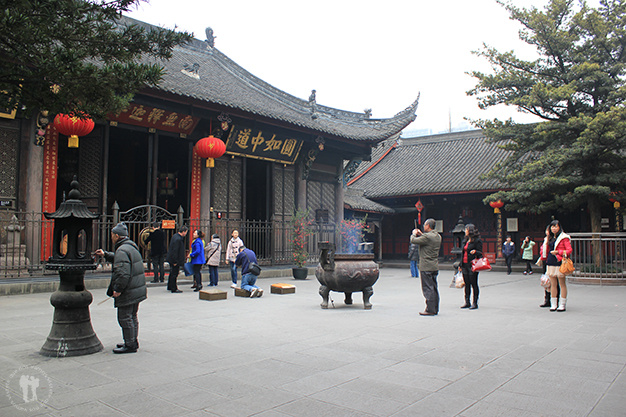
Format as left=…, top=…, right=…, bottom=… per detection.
left=225, top=126, right=303, bottom=164
left=109, top=104, right=199, bottom=136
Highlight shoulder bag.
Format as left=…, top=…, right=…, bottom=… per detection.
left=244, top=251, right=262, bottom=276
left=559, top=256, right=575, bottom=276
left=471, top=256, right=492, bottom=272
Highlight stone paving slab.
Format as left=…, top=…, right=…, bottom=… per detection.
left=0, top=269, right=624, bottom=416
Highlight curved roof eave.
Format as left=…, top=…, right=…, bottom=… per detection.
left=120, top=16, right=419, bottom=142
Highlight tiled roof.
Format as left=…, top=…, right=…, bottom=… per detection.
left=344, top=188, right=395, bottom=214
left=124, top=17, right=418, bottom=142
left=348, top=130, right=509, bottom=198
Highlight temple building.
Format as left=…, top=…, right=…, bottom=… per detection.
left=347, top=130, right=621, bottom=262
left=0, top=17, right=418, bottom=268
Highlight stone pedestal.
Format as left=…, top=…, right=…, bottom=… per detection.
left=41, top=270, right=103, bottom=357
left=199, top=288, right=227, bottom=300
left=271, top=283, right=296, bottom=294
left=234, top=287, right=251, bottom=297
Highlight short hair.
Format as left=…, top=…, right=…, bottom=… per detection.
left=424, top=218, right=436, bottom=230
left=179, top=226, right=188, bottom=233
left=153, top=222, right=161, bottom=228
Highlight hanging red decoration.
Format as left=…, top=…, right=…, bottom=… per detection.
left=194, top=135, right=226, bottom=168
left=53, top=113, right=95, bottom=148
left=609, top=192, right=622, bottom=208
left=489, top=200, right=504, bottom=213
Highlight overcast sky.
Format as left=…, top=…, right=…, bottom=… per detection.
left=126, top=0, right=553, bottom=136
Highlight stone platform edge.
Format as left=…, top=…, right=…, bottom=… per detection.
left=0, top=267, right=317, bottom=296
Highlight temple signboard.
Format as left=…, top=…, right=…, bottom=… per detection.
left=109, top=103, right=200, bottom=136
left=225, top=126, right=303, bottom=164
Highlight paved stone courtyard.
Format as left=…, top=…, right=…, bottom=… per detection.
left=1, top=268, right=625, bottom=416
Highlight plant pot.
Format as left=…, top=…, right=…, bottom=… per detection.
left=292, top=267, right=308, bottom=280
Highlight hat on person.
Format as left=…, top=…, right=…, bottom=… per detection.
left=112, top=222, right=128, bottom=236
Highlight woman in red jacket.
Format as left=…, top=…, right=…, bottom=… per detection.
left=546, top=220, right=572, bottom=312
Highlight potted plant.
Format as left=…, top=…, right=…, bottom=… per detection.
left=290, top=208, right=314, bottom=279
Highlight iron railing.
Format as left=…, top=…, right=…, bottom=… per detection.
left=569, top=233, right=626, bottom=281
left=0, top=208, right=337, bottom=278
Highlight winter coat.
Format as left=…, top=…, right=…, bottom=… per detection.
left=235, top=247, right=258, bottom=275
left=189, top=238, right=206, bottom=265
left=226, top=237, right=244, bottom=263
left=104, top=238, right=147, bottom=308
left=410, top=230, right=442, bottom=272
left=502, top=241, right=515, bottom=257
left=460, top=237, right=483, bottom=268
left=553, top=232, right=572, bottom=261
left=205, top=237, right=221, bottom=267
left=144, top=228, right=166, bottom=256
left=166, top=232, right=186, bottom=266
left=521, top=240, right=535, bottom=261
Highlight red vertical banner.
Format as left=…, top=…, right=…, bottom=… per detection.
left=188, top=150, right=202, bottom=241
left=41, top=125, right=59, bottom=261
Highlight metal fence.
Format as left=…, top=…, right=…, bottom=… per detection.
left=0, top=208, right=337, bottom=278
left=569, top=233, right=626, bottom=280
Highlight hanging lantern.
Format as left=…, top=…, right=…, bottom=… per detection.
left=54, top=113, right=95, bottom=148
left=489, top=199, right=504, bottom=214
left=194, top=135, right=226, bottom=168
left=609, top=192, right=622, bottom=209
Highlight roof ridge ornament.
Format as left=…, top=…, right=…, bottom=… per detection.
left=205, top=27, right=215, bottom=48
left=182, top=62, right=200, bottom=79
left=309, top=89, right=318, bottom=120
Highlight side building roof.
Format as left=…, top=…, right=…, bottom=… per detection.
left=124, top=17, right=418, bottom=142
left=344, top=188, right=395, bottom=214
left=347, top=129, right=509, bottom=198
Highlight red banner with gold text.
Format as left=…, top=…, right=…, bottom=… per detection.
left=41, top=125, right=58, bottom=261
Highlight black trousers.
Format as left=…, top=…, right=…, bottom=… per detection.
left=420, top=270, right=439, bottom=314
left=152, top=254, right=165, bottom=282
left=167, top=264, right=180, bottom=291
left=117, top=303, right=139, bottom=347
left=505, top=255, right=513, bottom=273
left=461, top=265, right=479, bottom=302
left=193, top=264, right=202, bottom=287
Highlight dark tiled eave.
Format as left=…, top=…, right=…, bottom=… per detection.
left=349, top=130, right=509, bottom=198
left=123, top=17, right=418, bottom=142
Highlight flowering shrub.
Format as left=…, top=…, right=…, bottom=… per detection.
left=337, top=217, right=371, bottom=253
left=290, top=209, right=314, bottom=267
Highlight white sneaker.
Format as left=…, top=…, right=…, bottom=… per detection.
left=256, top=289, right=263, bottom=298
left=250, top=288, right=259, bottom=297
left=230, top=283, right=237, bottom=289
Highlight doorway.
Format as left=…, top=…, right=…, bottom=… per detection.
left=156, top=136, right=190, bottom=212
left=106, top=127, right=149, bottom=211
left=245, top=158, right=269, bottom=221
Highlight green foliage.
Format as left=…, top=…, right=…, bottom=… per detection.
left=290, top=209, right=314, bottom=268
left=0, top=0, right=192, bottom=119
left=469, top=0, right=626, bottom=231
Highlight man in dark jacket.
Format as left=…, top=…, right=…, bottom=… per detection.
left=144, top=222, right=166, bottom=283
left=166, top=226, right=188, bottom=293
left=411, top=218, right=442, bottom=316
left=235, top=246, right=263, bottom=297
left=95, top=222, right=147, bottom=354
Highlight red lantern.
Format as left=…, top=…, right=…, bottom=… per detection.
left=609, top=192, right=621, bottom=209
left=489, top=199, right=504, bottom=213
left=53, top=113, right=95, bottom=148
left=194, top=135, right=226, bottom=168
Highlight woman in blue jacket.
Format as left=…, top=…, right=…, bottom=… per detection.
left=189, top=230, right=206, bottom=292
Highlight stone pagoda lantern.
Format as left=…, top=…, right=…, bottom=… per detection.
left=41, top=176, right=103, bottom=357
